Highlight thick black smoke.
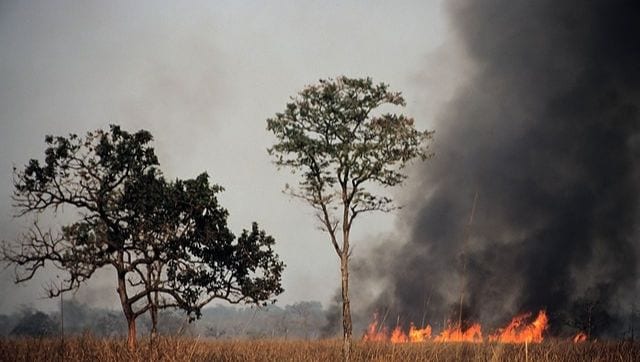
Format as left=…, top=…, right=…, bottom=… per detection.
left=358, top=0, right=640, bottom=337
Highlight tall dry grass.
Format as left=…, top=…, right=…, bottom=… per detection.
left=0, top=335, right=638, bottom=361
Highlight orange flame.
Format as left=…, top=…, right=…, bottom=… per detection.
left=434, top=323, right=483, bottom=343
left=390, top=326, right=409, bottom=343
left=362, top=313, right=388, bottom=342
left=363, top=309, right=551, bottom=344
left=573, top=332, right=587, bottom=343
left=408, top=323, right=432, bottom=342
left=365, top=320, right=432, bottom=343
left=489, top=310, right=548, bottom=343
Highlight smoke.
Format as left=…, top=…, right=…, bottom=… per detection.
left=358, top=0, right=640, bottom=336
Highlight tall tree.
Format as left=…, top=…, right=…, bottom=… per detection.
left=267, top=76, right=432, bottom=360
left=2, top=125, right=284, bottom=349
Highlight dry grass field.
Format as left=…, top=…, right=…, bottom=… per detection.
left=1, top=336, right=639, bottom=362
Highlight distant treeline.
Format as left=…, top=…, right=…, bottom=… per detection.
left=0, top=300, right=336, bottom=340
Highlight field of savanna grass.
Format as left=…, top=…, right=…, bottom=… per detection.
left=1, top=336, right=639, bottom=361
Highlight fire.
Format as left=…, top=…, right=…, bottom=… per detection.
left=365, top=319, right=433, bottom=343
left=488, top=310, right=548, bottom=344
left=573, top=332, right=588, bottom=343
left=386, top=323, right=434, bottom=343
left=434, top=323, right=483, bottom=343
left=361, top=313, right=388, bottom=342
left=390, top=326, right=408, bottom=343
left=363, top=310, right=550, bottom=344
left=408, top=323, right=432, bottom=342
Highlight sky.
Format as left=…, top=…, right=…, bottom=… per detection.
left=0, top=0, right=465, bottom=312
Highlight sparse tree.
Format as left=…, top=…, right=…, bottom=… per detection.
left=0, top=314, right=17, bottom=336
left=566, top=294, right=612, bottom=340
left=92, top=310, right=126, bottom=337
left=286, top=300, right=325, bottom=339
left=267, top=76, right=432, bottom=360
left=11, top=309, right=59, bottom=337
left=2, top=125, right=284, bottom=349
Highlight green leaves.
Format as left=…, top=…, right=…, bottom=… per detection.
left=267, top=76, right=432, bottom=350
left=6, top=124, right=284, bottom=329
left=267, top=76, right=433, bottom=223
left=234, top=223, right=285, bottom=303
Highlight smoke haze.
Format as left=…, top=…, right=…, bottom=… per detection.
left=0, top=1, right=450, bottom=313
left=357, top=0, right=640, bottom=336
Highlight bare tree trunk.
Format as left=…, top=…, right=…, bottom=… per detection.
left=341, top=249, right=352, bottom=361
left=116, top=257, right=137, bottom=350
left=127, top=317, right=137, bottom=349
left=340, top=190, right=353, bottom=362
left=147, top=265, right=159, bottom=340
left=150, top=303, right=158, bottom=339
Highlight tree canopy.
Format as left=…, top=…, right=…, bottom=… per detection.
left=267, top=77, right=432, bottom=253
left=3, top=125, right=284, bottom=348
left=267, top=76, right=432, bottom=360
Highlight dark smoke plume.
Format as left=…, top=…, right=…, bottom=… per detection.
left=358, top=0, right=640, bottom=337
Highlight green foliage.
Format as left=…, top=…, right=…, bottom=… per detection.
left=9, top=125, right=159, bottom=290
left=267, top=76, right=432, bottom=357
left=267, top=76, right=432, bottom=361
left=267, top=76, right=432, bottom=223
left=3, top=125, right=284, bottom=327
left=123, top=172, right=284, bottom=317
left=267, top=76, right=432, bottom=250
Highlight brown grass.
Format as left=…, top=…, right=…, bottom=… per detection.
left=0, top=336, right=638, bottom=361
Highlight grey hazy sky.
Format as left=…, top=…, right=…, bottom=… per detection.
left=0, top=0, right=466, bottom=312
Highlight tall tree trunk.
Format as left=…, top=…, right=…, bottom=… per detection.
left=116, top=260, right=137, bottom=350
left=341, top=190, right=353, bottom=362
left=147, top=265, right=158, bottom=340
left=127, top=316, right=137, bottom=349
left=341, top=249, right=352, bottom=361
left=150, top=301, right=158, bottom=339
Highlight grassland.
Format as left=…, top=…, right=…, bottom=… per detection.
left=1, top=336, right=638, bottom=361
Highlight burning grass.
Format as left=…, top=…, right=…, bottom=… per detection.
left=364, top=310, right=551, bottom=344
left=0, top=335, right=639, bottom=361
